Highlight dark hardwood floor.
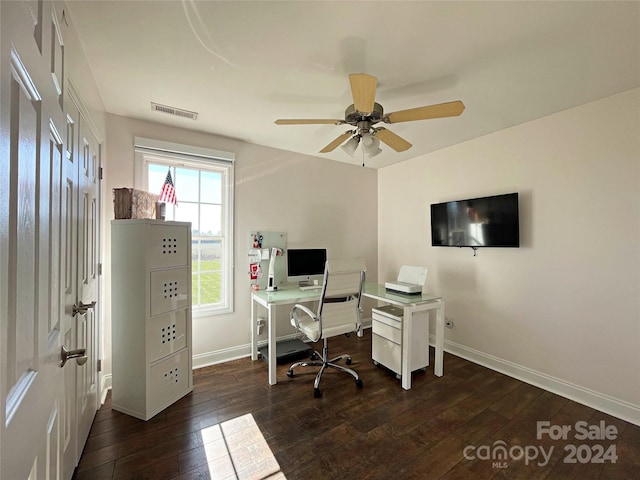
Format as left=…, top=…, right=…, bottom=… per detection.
left=73, top=329, right=640, bottom=480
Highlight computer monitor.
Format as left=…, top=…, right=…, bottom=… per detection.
left=286, top=248, right=327, bottom=286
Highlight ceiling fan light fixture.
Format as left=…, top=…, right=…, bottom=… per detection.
left=367, top=146, right=382, bottom=158
left=361, top=132, right=381, bottom=157
left=340, top=136, right=360, bottom=157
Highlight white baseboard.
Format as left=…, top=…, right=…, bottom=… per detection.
left=436, top=336, right=640, bottom=427
left=100, top=373, right=112, bottom=404
left=192, top=345, right=253, bottom=369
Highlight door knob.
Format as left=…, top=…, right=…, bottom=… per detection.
left=73, top=300, right=96, bottom=316
left=59, top=345, right=87, bottom=367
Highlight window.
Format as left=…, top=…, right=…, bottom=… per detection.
left=134, top=138, right=234, bottom=316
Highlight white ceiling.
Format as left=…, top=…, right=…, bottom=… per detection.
left=65, top=1, right=640, bottom=169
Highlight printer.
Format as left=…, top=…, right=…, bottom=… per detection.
left=384, top=265, right=428, bottom=294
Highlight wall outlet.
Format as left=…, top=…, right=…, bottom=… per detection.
left=445, top=318, right=454, bottom=329
left=257, top=317, right=265, bottom=335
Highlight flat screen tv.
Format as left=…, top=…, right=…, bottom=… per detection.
left=430, top=192, right=519, bottom=248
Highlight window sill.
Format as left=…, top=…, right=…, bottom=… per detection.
left=193, top=305, right=233, bottom=318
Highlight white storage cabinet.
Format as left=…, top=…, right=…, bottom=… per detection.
left=111, top=219, right=193, bottom=420
left=371, top=305, right=430, bottom=379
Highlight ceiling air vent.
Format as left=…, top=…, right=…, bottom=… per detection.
left=151, top=102, right=198, bottom=120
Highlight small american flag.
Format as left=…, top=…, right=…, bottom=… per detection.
left=159, top=168, right=177, bottom=205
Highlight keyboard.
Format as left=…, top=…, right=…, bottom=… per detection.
left=299, top=285, right=322, bottom=291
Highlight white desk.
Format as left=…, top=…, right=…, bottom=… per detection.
left=250, top=282, right=444, bottom=389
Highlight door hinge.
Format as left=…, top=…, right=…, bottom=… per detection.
left=97, top=359, right=102, bottom=372
left=99, top=166, right=103, bottom=180
left=98, top=263, right=102, bottom=275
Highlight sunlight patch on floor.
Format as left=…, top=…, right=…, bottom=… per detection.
left=200, top=413, right=286, bottom=480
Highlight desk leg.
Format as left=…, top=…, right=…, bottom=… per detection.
left=401, top=306, right=415, bottom=390
left=251, top=296, right=258, bottom=361
left=268, top=304, right=277, bottom=385
left=434, top=300, right=445, bottom=377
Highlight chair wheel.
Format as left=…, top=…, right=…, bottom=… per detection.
left=313, top=388, right=322, bottom=398
left=286, top=370, right=294, bottom=378
left=310, top=352, right=318, bottom=360
left=346, top=357, right=352, bottom=365
left=355, top=379, right=363, bottom=389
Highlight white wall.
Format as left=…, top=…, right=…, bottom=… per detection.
left=102, top=114, right=378, bottom=375
left=378, top=88, right=640, bottom=424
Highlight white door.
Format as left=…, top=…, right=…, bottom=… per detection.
left=74, top=108, right=100, bottom=458
left=1, top=1, right=67, bottom=479
left=1, top=2, right=100, bottom=479
left=60, top=75, right=101, bottom=480
left=61, top=99, right=80, bottom=480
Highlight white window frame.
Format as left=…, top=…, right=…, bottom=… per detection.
left=134, top=137, right=234, bottom=317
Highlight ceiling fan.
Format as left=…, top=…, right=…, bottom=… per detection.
left=275, top=73, right=465, bottom=158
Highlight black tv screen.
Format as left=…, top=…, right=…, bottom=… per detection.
left=430, top=193, right=519, bottom=248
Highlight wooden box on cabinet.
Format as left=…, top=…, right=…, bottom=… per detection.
left=111, top=219, right=193, bottom=420
left=112, top=187, right=159, bottom=219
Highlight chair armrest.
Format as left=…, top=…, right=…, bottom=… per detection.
left=290, top=303, right=317, bottom=329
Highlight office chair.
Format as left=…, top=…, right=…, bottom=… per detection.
left=287, top=259, right=366, bottom=398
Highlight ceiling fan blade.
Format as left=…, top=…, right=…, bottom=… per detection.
left=385, top=100, right=465, bottom=124
left=320, top=132, right=353, bottom=153
left=275, top=119, right=344, bottom=125
left=349, top=73, right=377, bottom=113
left=375, top=128, right=412, bottom=152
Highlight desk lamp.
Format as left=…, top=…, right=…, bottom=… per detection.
left=266, top=247, right=283, bottom=291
